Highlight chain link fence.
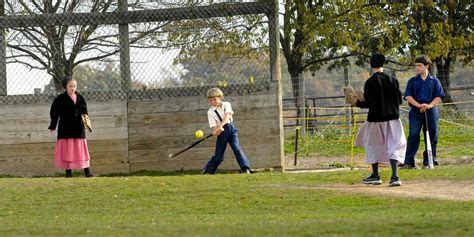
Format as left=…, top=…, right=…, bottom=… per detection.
left=282, top=65, right=474, bottom=169
left=1, top=0, right=275, bottom=103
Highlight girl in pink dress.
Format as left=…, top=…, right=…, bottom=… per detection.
left=48, top=76, right=93, bottom=177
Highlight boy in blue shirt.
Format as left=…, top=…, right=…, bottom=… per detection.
left=202, top=88, right=253, bottom=174
left=403, top=55, right=445, bottom=169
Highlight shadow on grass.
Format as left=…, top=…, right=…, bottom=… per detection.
left=0, top=168, right=274, bottom=178
left=102, top=168, right=273, bottom=177
left=102, top=169, right=204, bottom=177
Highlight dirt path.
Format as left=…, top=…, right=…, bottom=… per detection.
left=272, top=180, right=474, bottom=201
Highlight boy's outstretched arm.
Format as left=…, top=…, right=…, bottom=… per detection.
left=212, top=126, right=222, bottom=137
left=212, top=121, right=226, bottom=137
left=219, top=113, right=231, bottom=128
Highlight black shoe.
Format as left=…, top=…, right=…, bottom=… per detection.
left=389, top=176, right=402, bottom=187
left=202, top=169, right=215, bottom=175
left=363, top=174, right=382, bottom=185
left=434, top=160, right=439, bottom=166
left=84, top=168, right=93, bottom=177
left=65, top=169, right=72, bottom=178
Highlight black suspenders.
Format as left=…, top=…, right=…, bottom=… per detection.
left=214, top=110, right=223, bottom=122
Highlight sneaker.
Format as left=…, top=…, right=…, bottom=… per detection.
left=400, top=164, right=420, bottom=170
left=422, top=165, right=433, bottom=169
left=389, top=177, right=402, bottom=187
left=240, top=168, right=254, bottom=174
left=363, top=174, right=382, bottom=185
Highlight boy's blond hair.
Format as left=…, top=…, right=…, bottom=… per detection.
left=207, top=88, right=224, bottom=99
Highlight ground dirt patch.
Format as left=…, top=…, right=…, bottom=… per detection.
left=272, top=180, right=474, bottom=201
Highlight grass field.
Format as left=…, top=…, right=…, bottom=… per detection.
left=1, top=166, right=473, bottom=236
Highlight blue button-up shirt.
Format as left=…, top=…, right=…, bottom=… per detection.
left=404, top=74, right=445, bottom=104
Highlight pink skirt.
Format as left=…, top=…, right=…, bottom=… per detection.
left=54, top=138, right=91, bottom=170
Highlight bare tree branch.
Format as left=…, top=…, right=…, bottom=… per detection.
left=7, top=45, right=49, bottom=69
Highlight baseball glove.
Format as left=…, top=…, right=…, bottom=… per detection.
left=81, top=114, right=92, bottom=132
left=343, top=86, right=365, bottom=106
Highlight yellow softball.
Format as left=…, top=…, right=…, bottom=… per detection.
left=194, top=130, right=204, bottom=139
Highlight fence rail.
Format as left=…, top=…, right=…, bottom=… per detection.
left=1, top=2, right=272, bottom=27
left=282, top=95, right=368, bottom=133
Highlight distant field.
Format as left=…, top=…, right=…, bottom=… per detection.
left=0, top=166, right=473, bottom=236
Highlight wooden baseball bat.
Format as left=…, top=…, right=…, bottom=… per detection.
left=168, top=133, right=213, bottom=158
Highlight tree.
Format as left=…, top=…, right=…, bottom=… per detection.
left=281, top=1, right=410, bottom=103
left=164, top=12, right=269, bottom=86
left=42, top=62, right=122, bottom=93
left=403, top=1, right=473, bottom=104
left=165, top=1, right=409, bottom=118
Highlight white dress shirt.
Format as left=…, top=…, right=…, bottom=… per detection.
left=207, top=101, right=234, bottom=128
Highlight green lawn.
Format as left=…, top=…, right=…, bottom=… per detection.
left=1, top=166, right=473, bottom=236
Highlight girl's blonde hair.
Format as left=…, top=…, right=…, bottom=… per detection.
left=207, top=88, right=224, bottom=99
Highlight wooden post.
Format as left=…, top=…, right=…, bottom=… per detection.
left=268, top=0, right=284, bottom=171
left=294, top=126, right=300, bottom=166
left=119, top=0, right=131, bottom=97
left=344, top=68, right=351, bottom=134
left=300, top=73, right=306, bottom=137
left=0, top=0, right=6, bottom=96
left=118, top=0, right=131, bottom=172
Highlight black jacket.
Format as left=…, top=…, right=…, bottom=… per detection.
left=356, top=72, right=402, bottom=122
left=48, top=92, right=88, bottom=139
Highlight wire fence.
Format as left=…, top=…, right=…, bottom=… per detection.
left=282, top=66, right=474, bottom=169
left=1, top=1, right=275, bottom=102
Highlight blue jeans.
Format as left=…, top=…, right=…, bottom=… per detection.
left=203, top=123, right=251, bottom=174
left=405, top=107, right=439, bottom=166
